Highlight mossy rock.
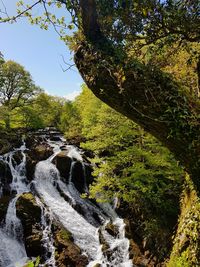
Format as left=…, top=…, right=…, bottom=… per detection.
left=105, top=222, right=119, bottom=237
left=26, top=141, right=53, bottom=181
left=16, top=193, right=41, bottom=223
left=98, top=227, right=109, bottom=252
left=55, top=228, right=74, bottom=247
left=16, top=193, right=43, bottom=257
left=27, top=143, right=53, bottom=162
left=54, top=225, right=88, bottom=267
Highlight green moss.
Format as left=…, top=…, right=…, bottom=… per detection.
left=59, top=229, right=73, bottom=242
left=23, top=256, right=40, bottom=267
left=168, top=250, right=192, bottom=267
left=168, top=174, right=200, bottom=266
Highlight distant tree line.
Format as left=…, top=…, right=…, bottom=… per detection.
left=0, top=55, right=73, bottom=131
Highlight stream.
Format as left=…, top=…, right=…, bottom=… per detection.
left=0, top=133, right=133, bottom=267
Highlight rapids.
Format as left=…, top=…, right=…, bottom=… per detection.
left=0, top=133, right=133, bottom=267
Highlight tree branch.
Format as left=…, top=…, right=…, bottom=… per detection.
left=0, top=0, right=42, bottom=23
left=79, top=0, right=103, bottom=43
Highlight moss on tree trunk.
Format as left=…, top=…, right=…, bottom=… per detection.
left=168, top=174, right=200, bottom=266
left=74, top=43, right=200, bottom=187
left=74, top=1, right=200, bottom=264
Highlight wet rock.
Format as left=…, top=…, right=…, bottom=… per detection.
left=53, top=151, right=72, bottom=182
left=25, top=143, right=53, bottom=181
left=12, top=151, right=23, bottom=165
left=70, top=162, right=94, bottom=194
left=54, top=226, right=88, bottom=267
left=25, top=135, right=45, bottom=149
left=30, top=144, right=53, bottom=161
left=0, top=195, right=11, bottom=222
left=0, top=160, right=12, bottom=195
left=26, top=155, right=37, bottom=181
left=105, top=222, right=119, bottom=237
left=71, top=161, right=85, bottom=193
left=16, top=193, right=43, bottom=257
left=60, top=145, right=68, bottom=151
left=65, top=136, right=86, bottom=147
left=49, top=135, right=61, bottom=142
left=98, top=227, right=109, bottom=252
left=84, top=164, right=94, bottom=186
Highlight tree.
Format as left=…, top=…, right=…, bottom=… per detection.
left=0, top=60, right=38, bottom=128
left=33, top=92, right=65, bottom=128
left=6, top=0, right=198, bottom=182
left=1, top=0, right=200, bottom=263
left=59, top=100, right=82, bottom=139
left=72, top=3, right=200, bottom=263
left=78, top=87, right=184, bottom=262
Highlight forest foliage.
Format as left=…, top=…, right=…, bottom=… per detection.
left=61, top=84, right=185, bottom=262
left=0, top=55, right=184, bottom=239
left=0, top=57, right=71, bottom=130
left=0, top=0, right=199, bottom=265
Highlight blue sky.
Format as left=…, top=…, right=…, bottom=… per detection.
left=0, top=1, right=83, bottom=100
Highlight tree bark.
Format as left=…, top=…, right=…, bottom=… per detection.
left=168, top=174, right=200, bottom=265
left=74, top=1, right=200, bottom=264
left=74, top=0, right=200, bottom=189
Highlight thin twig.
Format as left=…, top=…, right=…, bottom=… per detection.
left=0, top=0, right=9, bottom=17
left=60, top=55, right=76, bottom=72
left=0, top=0, right=42, bottom=23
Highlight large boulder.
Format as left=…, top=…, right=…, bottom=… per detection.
left=26, top=142, right=53, bottom=181
left=71, top=162, right=94, bottom=194
left=52, top=151, right=72, bottom=182
left=27, top=144, right=53, bottom=162
left=71, top=161, right=85, bottom=193
left=54, top=226, right=88, bottom=267
left=16, top=193, right=43, bottom=257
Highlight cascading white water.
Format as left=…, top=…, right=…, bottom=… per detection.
left=34, top=160, right=103, bottom=260
left=34, top=140, right=133, bottom=266
left=0, top=229, right=27, bottom=267
left=0, top=144, right=29, bottom=267
left=6, top=145, right=28, bottom=195
left=5, top=198, right=24, bottom=241
left=0, top=136, right=133, bottom=267
left=35, top=197, right=56, bottom=267
left=100, top=218, right=133, bottom=267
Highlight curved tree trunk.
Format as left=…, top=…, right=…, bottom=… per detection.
left=74, top=0, right=200, bottom=189
left=168, top=174, right=200, bottom=266
left=73, top=1, right=200, bottom=264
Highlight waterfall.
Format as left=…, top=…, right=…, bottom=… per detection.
left=34, top=160, right=103, bottom=260
left=35, top=197, right=56, bottom=267
left=0, top=135, right=133, bottom=267
left=34, top=140, right=133, bottom=266
left=0, top=144, right=29, bottom=267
